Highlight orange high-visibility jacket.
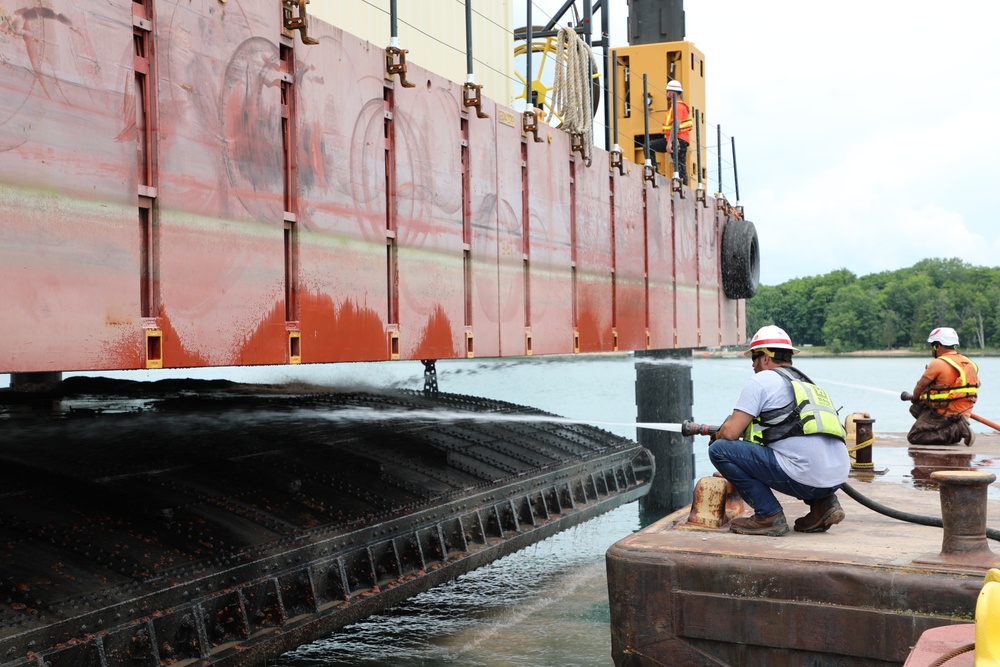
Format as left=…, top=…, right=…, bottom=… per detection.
left=662, top=99, right=693, bottom=143
left=920, top=351, right=980, bottom=417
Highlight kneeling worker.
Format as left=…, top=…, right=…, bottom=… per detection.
left=907, top=327, right=979, bottom=446
left=709, top=326, right=850, bottom=537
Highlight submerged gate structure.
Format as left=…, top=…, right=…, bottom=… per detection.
left=0, top=0, right=757, bottom=664
left=0, top=380, right=653, bottom=667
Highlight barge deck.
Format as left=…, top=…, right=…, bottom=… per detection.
left=607, top=432, right=1000, bottom=666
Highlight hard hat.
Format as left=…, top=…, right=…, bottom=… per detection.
left=927, top=327, right=960, bottom=347
left=745, top=325, right=799, bottom=355
left=666, top=79, right=683, bottom=94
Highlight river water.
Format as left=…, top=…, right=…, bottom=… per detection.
left=6, top=354, right=998, bottom=666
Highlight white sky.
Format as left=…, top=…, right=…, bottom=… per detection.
left=519, top=1, right=1000, bottom=285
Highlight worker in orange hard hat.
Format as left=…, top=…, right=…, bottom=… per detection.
left=907, top=327, right=980, bottom=446
left=648, top=79, right=693, bottom=184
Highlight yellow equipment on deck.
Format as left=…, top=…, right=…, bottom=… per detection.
left=613, top=40, right=706, bottom=185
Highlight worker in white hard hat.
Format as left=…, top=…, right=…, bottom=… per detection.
left=708, top=325, right=850, bottom=536
left=648, top=78, right=693, bottom=184
left=907, top=327, right=980, bottom=446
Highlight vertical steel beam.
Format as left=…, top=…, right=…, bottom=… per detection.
left=280, top=42, right=300, bottom=337
left=133, top=0, right=161, bottom=368
left=384, top=85, right=400, bottom=333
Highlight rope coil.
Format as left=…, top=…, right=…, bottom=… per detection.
left=847, top=435, right=874, bottom=469
left=549, top=26, right=596, bottom=165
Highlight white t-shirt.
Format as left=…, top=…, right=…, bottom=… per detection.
left=733, top=368, right=850, bottom=488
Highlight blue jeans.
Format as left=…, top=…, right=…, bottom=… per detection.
left=708, top=439, right=842, bottom=518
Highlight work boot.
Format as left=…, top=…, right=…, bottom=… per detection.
left=729, top=511, right=789, bottom=536
left=961, top=418, right=976, bottom=447
left=794, top=495, right=845, bottom=533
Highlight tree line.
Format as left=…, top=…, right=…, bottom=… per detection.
left=746, top=258, right=999, bottom=352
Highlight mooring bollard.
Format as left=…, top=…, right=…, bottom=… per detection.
left=926, top=470, right=1000, bottom=568
left=844, top=413, right=875, bottom=470
left=683, top=476, right=744, bottom=529
left=852, top=417, right=875, bottom=469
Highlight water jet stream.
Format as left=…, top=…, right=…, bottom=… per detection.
left=312, top=407, right=685, bottom=433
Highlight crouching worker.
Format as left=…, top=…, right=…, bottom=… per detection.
left=709, top=326, right=851, bottom=537
left=907, top=327, right=979, bottom=446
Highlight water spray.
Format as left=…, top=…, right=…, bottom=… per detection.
left=309, top=407, right=689, bottom=433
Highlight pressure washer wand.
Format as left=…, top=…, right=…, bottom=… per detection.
left=681, top=420, right=720, bottom=437
left=900, top=391, right=1000, bottom=432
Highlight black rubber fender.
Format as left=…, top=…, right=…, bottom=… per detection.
left=721, top=218, right=760, bottom=299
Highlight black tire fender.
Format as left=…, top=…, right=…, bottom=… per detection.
left=721, top=218, right=760, bottom=299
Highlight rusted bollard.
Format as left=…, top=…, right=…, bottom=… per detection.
left=852, top=417, right=875, bottom=469
left=927, top=470, right=1000, bottom=568
left=682, top=477, right=744, bottom=529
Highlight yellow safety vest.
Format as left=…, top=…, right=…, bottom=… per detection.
left=742, top=366, right=847, bottom=445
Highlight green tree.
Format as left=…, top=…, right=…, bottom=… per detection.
left=821, top=284, right=883, bottom=351
left=746, top=258, right=1000, bottom=351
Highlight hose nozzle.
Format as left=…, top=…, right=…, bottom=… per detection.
left=681, top=420, right=720, bottom=437
left=900, top=391, right=913, bottom=401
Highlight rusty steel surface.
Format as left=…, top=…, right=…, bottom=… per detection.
left=611, top=168, right=647, bottom=353
left=0, top=0, right=747, bottom=375
left=607, top=433, right=1000, bottom=666
left=0, top=379, right=652, bottom=667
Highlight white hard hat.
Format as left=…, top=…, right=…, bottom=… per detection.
left=927, top=327, right=960, bottom=347
left=745, top=325, right=799, bottom=355
left=666, top=79, right=683, bottom=94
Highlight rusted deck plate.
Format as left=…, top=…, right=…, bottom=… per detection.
left=607, top=433, right=1000, bottom=666
left=0, top=379, right=652, bottom=667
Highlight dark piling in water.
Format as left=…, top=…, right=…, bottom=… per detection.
left=635, top=348, right=694, bottom=517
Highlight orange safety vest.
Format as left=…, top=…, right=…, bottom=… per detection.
left=921, top=352, right=980, bottom=416
left=662, top=99, right=693, bottom=143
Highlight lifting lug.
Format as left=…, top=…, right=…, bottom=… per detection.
left=522, top=108, right=543, bottom=143
left=643, top=159, right=658, bottom=188
left=463, top=81, right=489, bottom=119
left=609, top=144, right=625, bottom=176
left=570, top=133, right=590, bottom=166
left=386, top=43, right=416, bottom=88
left=282, top=0, right=319, bottom=45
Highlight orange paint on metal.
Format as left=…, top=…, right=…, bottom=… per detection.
left=576, top=304, right=611, bottom=353
left=412, top=304, right=458, bottom=360
left=235, top=301, right=288, bottom=366
left=297, top=290, right=388, bottom=363
left=156, top=308, right=211, bottom=369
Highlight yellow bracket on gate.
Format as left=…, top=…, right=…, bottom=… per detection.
left=287, top=330, right=301, bottom=364
left=145, top=329, right=163, bottom=369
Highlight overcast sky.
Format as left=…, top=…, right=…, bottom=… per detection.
left=518, top=1, right=1000, bottom=286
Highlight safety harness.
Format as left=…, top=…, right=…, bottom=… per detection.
left=743, top=366, right=847, bottom=445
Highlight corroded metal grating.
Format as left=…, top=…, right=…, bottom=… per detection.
left=0, top=380, right=652, bottom=667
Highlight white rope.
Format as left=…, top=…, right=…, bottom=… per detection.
left=549, top=26, right=597, bottom=166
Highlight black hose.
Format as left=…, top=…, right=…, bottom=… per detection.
left=841, top=482, right=1000, bottom=542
